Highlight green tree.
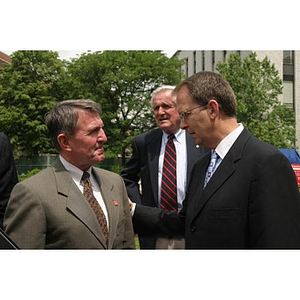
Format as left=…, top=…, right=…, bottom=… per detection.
left=65, top=50, right=183, bottom=163
left=0, top=50, right=67, bottom=156
left=217, top=52, right=295, bottom=148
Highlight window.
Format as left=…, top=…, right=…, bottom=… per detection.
left=283, top=51, right=293, bottom=65
left=283, top=81, right=294, bottom=109
left=282, top=51, right=294, bottom=110
left=185, top=58, right=189, bottom=76
left=193, top=51, right=196, bottom=74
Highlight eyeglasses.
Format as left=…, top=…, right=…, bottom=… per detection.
left=179, top=105, right=207, bottom=121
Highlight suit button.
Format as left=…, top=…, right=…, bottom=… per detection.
left=191, top=225, right=196, bottom=233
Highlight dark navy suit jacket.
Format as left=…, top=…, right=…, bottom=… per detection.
left=133, top=128, right=300, bottom=249
left=0, top=133, right=18, bottom=229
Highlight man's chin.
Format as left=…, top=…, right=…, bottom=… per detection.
left=159, top=121, right=171, bottom=130
left=94, top=152, right=105, bottom=163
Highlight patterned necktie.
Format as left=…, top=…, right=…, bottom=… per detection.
left=81, top=171, right=109, bottom=240
left=204, top=150, right=219, bottom=188
left=160, top=134, right=178, bottom=212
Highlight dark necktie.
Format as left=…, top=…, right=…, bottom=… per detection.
left=81, top=171, right=109, bottom=240
left=160, top=134, right=178, bottom=212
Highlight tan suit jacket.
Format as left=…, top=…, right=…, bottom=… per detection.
left=4, top=159, right=135, bottom=249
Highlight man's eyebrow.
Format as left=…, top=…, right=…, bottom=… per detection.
left=88, top=125, right=101, bottom=133
left=153, top=103, right=173, bottom=110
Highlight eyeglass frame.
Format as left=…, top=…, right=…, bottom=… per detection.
left=179, top=105, right=207, bottom=121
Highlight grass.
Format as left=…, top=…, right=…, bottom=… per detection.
left=134, top=235, right=140, bottom=249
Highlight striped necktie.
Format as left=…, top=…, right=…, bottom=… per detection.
left=204, top=150, right=219, bottom=188
left=81, top=171, right=109, bottom=241
left=160, top=134, right=178, bottom=212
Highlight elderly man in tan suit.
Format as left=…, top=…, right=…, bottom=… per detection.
left=4, top=99, right=135, bottom=249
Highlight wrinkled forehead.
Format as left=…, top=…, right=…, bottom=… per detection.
left=75, top=109, right=103, bottom=128
left=152, top=90, right=175, bottom=107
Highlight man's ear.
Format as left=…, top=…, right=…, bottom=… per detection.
left=207, top=99, right=220, bottom=119
left=57, top=133, right=72, bottom=152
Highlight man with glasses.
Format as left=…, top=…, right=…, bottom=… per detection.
left=121, top=85, right=206, bottom=249
left=130, top=71, right=300, bottom=249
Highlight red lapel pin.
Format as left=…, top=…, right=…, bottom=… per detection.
left=113, top=200, right=118, bottom=206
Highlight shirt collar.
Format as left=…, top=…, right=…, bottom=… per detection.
left=215, top=123, right=244, bottom=159
left=162, top=128, right=185, bottom=144
left=59, top=155, right=92, bottom=184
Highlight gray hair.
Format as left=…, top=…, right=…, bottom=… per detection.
left=150, top=85, right=176, bottom=105
left=45, top=99, right=102, bottom=150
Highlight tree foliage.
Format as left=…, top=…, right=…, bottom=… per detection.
left=216, top=52, right=295, bottom=148
left=65, top=51, right=183, bottom=161
left=0, top=50, right=183, bottom=160
left=0, top=50, right=66, bottom=156
left=1, top=50, right=295, bottom=157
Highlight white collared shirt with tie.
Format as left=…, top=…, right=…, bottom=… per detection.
left=59, top=155, right=109, bottom=228
left=207, top=123, right=245, bottom=184
left=158, top=129, right=187, bottom=211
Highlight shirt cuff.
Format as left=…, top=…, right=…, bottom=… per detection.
left=130, top=203, right=136, bottom=216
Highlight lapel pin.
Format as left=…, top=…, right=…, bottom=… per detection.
left=113, top=200, right=119, bottom=206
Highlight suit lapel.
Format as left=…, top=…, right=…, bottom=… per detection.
left=92, top=169, right=119, bottom=249
left=53, top=159, right=107, bottom=248
left=195, top=154, right=236, bottom=214
left=191, top=129, right=251, bottom=221
left=67, top=187, right=107, bottom=247
left=146, top=129, right=162, bottom=206
left=186, top=133, right=204, bottom=184
left=190, top=153, right=210, bottom=215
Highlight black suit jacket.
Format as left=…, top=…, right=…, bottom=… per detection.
left=0, top=133, right=18, bottom=229
left=133, top=128, right=300, bottom=249
left=121, top=128, right=206, bottom=248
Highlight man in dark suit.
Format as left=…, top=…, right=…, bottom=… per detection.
left=130, top=72, right=300, bottom=249
left=4, top=99, right=135, bottom=249
left=0, top=132, right=18, bottom=229
left=121, top=86, right=206, bottom=249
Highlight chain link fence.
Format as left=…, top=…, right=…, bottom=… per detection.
left=15, top=154, right=124, bottom=179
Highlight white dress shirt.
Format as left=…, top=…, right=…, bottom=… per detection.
left=59, top=155, right=109, bottom=228
left=215, top=124, right=244, bottom=159
left=213, top=123, right=244, bottom=172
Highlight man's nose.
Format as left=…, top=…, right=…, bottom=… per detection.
left=157, top=106, right=167, bottom=114
left=180, top=119, right=188, bottom=130
left=99, top=129, right=108, bottom=142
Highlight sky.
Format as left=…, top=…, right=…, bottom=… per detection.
left=3, top=50, right=177, bottom=61
left=2, top=1, right=299, bottom=56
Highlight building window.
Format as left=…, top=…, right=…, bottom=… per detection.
left=283, top=51, right=294, bottom=110
left=193, top=51, right=196, bottom=74
left=185, top=58, right=189, bottom=76
left=283, top=81, right=294, bottom=109
left=283, top=51, right=293, bottom=65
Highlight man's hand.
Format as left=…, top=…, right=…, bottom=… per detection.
left=128, top=198, right=133, bottom=211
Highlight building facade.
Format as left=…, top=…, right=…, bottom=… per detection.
left=175, top=50, right=300, bottom=149
left=0, top=51, right=11, bottom=67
